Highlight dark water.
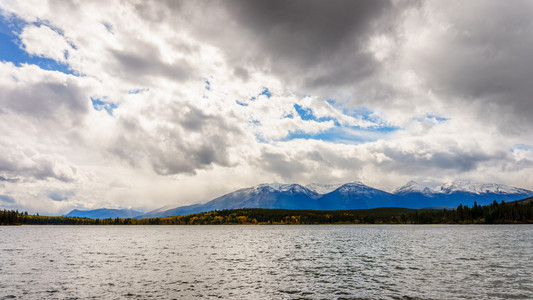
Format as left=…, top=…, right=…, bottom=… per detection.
left=1, top=225, right=532, bottom=299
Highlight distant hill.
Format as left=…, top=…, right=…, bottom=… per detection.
left=140, top=183, right=321, bottom=218
left=138, top=180, right=533, bottom=218
left=394, top=180, right=533, bottom=208
left=65, top=208, right=143, bottom=219
left=318, top=182, right=397, bottom=209
left=139, top=182, right=399, bottom=218
left=515, top=197, right=533, bottom=205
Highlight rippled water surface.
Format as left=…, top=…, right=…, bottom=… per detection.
left=1, top=225, right=533, bottom=299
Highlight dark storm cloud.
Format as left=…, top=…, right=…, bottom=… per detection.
left=223, top=0, right=389, bottom=63
left=257, top=151, right=309, bottom=180
left=381, top=147, right=503, bottom=173
left=254, top=144, right=366, bottom=182
left=253, top=138, right=530, bottom=184
left=133, top=0, right=185, bottom=23
left=111, top=50, right=193, bottom=82
left=0, top=175, right=19, bottom=183
left=407, top=1, right=533, bottom=133
left=142, top=0, right=400, bottom=91
left=106, top=101, right=245, bottom=175
left=219, top=0, right=394, bottom=89
left=368, top=140, right=523, bottom=177
left=47, top=189, right=75, bottom=201
left=110, top=41, right=194, bottom=82
left=232, top=67, right=249, bottom=81
left=0, top=78, right=89, bottom=128
left=0, top=195, right=15, bottom=203
left=0, top=147, right=78, bottom=182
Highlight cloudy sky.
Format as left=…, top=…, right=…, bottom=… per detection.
left=1, top=0, right=533, bottom=215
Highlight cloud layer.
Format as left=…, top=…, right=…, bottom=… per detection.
left=1, top=0, right=532, bottom=214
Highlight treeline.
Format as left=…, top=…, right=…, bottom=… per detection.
left=1, top=199, right=533, bottom=225
left=0, top=210, right=142, bottom=225
left=410, top=199, right=533, bottom=224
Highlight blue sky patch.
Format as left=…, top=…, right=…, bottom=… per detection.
left=325, top=99, right=387, bottom=125
left=205, top=80, right=210, bottom=91
left=91, top=97, right=117, bottom=115
left=286, top=101, right=400, bottom=143
left=412, top=114, right=449, bottom=124
left=254, top=133, right=268, bottom=143
left=426, top=114, right=449, bottom=122
left=294, top=104, right=314, bottom=120
left=282, top=127, right=367, bottom=144
left=128, top=88, right=149, bottom=94
left=236, top=100, right=248, bottom=106
left=281, top=124, right=398, bottom=144
left=511, top=144, right=533, bottom=152
left=293, top=104, right=339, bottom=125
left=248, top=87, right=272, bottom=102
left=260, top=88, right=271, bottom=98
left=344, top=107, right=381, bottom=123
left=102, top=22, right=113, bottom=34
left=0, top=14, right=75, bottom=75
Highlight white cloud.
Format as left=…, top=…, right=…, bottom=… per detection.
left=19, top=24, right=72, bottom=63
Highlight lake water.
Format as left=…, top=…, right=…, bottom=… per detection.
left=1, top=225, right=532, bottom=299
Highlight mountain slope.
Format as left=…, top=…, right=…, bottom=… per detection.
left=438, top=180, right=532, bottom=195
left=65, top=208, right=143, bottom=219
left=393, top=180, right=533, bottom=208
left=393, top=181, right=439, bottom=208
left=138, top=180, right=533, bottom=218
left=318, top=182, right=397, bottom=210
left=394, top=180, right=434, bottom=196
left=142, top=181, right=399, bottom=218
left=139, top=184, right=320, bottom=218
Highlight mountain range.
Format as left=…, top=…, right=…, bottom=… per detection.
left=65, top=180, right=533, bottom=219
left=65, top=208, right=143, bottom=219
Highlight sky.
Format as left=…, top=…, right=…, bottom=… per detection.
left=1, top=0, right=533, bottom=215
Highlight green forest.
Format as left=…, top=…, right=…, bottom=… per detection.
left=1, top=198, right=533, bottom=226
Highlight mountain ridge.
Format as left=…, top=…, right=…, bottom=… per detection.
left=136, top=180, right=533, bottom=218
left=65, top=208, right=143, bottom=219
left=65, top=181, right=533, bottom=219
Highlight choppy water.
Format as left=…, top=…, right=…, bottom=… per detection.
left=1, top=225, right=532, bottom=299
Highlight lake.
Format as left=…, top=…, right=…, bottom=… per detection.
left=1, top=225, right=532, bottom=299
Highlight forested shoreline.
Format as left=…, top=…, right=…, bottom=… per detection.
left=2, top=198, right=532, bottom=226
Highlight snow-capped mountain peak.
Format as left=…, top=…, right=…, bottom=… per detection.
left=335, top=181, right=382, bottom=195
left=394, top=180, right=434, bottom=195
left=253, top=183, right=313, bottom=195
left=139, top=179, right=533, bottom=218
left=438, top=180, right=531, bottom=195
left=254, top=183, right=292, bottom=192
left=305, top=183, right=343, bottom=194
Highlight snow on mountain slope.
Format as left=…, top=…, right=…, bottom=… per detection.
left=138, top=183, right=320, bottom=218
left=305, top=183, right=343, bottom=194
left=319, top=181, right=397, bottom=209
left=254, top=183, right=292, bottom=192
left=334, top=181, right=385, bottom=195
left=393, top=180, right=435, bottom=196
left=438, top=180, right=532, bottom=195
left=139, top=180, right=533, bottom=218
